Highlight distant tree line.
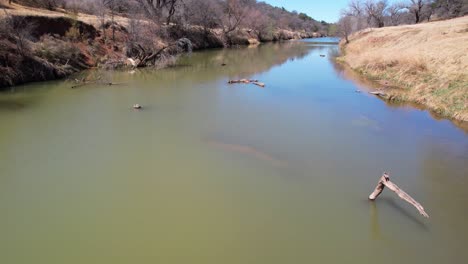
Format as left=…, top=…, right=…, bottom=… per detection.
left=3, top=0, right=337, bottom=71
left=9, top=0, right=333, bottom=36
left=338, top=0, right=468, bottom=43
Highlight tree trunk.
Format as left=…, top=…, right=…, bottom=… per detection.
left=415, top=12, right=420, bottom=23
left=111, top=12, right=115, bottom=43
left=166, top=1, right=176, bottom=25
left=369, top=173, right=429, bottom=218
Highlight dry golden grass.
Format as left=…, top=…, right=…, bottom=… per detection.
left=341, top=16, right=468, bottom=121
left=0, top=2, right=132, bottom=27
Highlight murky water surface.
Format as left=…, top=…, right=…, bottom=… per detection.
left=1, top=38, right=467, bottom=264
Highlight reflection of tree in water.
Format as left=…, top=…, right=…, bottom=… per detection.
left=331, top=57, right=468, bottom=132
left=369, top=201, right=407, bottom=254
left=127, top=42, right=313, bottom=84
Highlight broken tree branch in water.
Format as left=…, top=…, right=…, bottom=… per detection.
left=369, top=90, right=387, bottom=98
left=71, top=76, right=124, bottom=89
left=369, top=172, right=429, bottom=218
left=228, top=79, right=266, bottom=88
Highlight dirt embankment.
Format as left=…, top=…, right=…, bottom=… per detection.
left=339, top=16, right=468, bottom=122
left=0, top=3, right=322, bottom=89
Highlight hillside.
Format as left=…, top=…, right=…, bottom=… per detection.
left=0, top=1, right=325, bottom=88
left=340, top=16, right=468, bottom=122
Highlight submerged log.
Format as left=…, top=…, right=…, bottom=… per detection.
left=228, top=79, right=265, bottom=87
left=71, top=81, right=122, bottom=89
left=369, top=173, right=429, bottom=218
left=369, top=91, right=387, bottom=97
left=70, top=75, right=123, bottom=89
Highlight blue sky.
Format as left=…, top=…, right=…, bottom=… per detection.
left=263, top=0, right=350, bottom=23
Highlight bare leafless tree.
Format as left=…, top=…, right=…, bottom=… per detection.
left=408, top=0, right=426, bottom=23
left=346, top=0, right=369, bottom=30
left=338, top=15, right=354, bottom=44
left=135, top=0, right=180, bottom=24
left=106, top=0, right=117, bottom=42
left=36, top=0, right=60, bottom=10
left=0, top=11, right=36, bottom=56
left=363, top=0, right=389, bottom=28
left=245, top=7, right=273, bottom=40
left=94, top=0, right=108, bottom=40
left=220, top=0, right=248, bottom=35
left=184, top=0, right=221, bottom=34
left=387, top=2, right=406, bottom=25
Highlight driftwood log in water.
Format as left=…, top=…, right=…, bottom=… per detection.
left=228, top=79, right=265, bottom=87
left=369, top=173, right=429, bottom=218
left=71, top=82, right=121, bottom=89
left=369, top=91, right=387, bottom=97
left=71, top=76, right=123, bottom=89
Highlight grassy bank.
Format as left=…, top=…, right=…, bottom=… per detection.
left=339, top=16, right=468, bottom=122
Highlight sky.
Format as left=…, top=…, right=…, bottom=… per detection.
left=263, top=0, right=350, bottom=23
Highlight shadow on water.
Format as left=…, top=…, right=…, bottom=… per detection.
left=370, top=202, right=382, bottom=240
left=0, top=100, right=27, bottom=111
left=374, top=197, right=430, bottom=232
left=0, top=90, right=44, bottom=112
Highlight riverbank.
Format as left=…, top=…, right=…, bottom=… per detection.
left=0, top=2, right=323, bottom=89
left=339, top=16, right=468, bottom=122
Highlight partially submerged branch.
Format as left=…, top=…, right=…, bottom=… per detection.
left=369, top=90, right=387, bottom=97
left=369, top=172, right=429, bottom=218
left=71, top=76, right=123, bottom=88
left=228, top=79, right=265, bottom=87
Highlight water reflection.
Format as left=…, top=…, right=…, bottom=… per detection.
left=370, top=202, right=382, bottom=240
left=70, top=42, right=314, bottom=87
left=331, top=54, right=468, bottom=132
left=0, top=39, right=467, bottom=264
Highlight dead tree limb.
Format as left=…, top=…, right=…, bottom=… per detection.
left=369, top=173, right=429, bottom=218
left=71, top=76, right=123, bottom=88
left=134, top=38, right=192, bottom=68
left=136, top=45, right=170, bottom=67
left=228, top=79, right=265, bottom=87
left=369, top=91, right=387, bottom=97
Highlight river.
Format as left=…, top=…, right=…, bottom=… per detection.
left=0, top=38, right=467, bottom=264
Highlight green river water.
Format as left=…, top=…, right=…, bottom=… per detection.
left=0, top=39, right=467, bottom=264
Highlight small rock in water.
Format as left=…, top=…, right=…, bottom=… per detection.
left=320, top=54, right=326, bottom=57
left=133, top=104, right=142, bottom=109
